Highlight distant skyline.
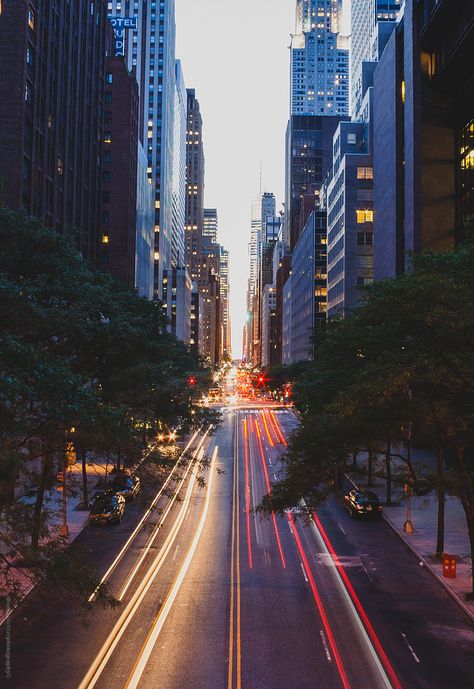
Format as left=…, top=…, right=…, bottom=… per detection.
left=176, top=1, right=351, bottom=356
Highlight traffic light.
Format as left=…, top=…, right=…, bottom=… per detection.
left=188, top=376, right=196, bottom=386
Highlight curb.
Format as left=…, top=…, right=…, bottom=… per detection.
left=344, top=473, right=474, bottom=624
left=0, top=435, right=194, bottom=628
left=382, top=512, right=474, bottom=624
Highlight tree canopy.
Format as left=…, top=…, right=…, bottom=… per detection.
left=261, top=242, right=474, bottom=595
left=0, top=209, right=215, bottom=607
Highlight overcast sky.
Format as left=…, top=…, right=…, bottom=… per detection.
left=176, top=1, right=350, bottom=356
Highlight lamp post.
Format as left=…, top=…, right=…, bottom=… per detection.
left=59, top=427, right=76, bottom=538
left=59, top=454, right=69, bottom=538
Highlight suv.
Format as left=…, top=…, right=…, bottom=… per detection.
left=344, top=489, right=383, bottom=518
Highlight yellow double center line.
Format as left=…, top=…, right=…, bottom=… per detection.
left=228, top=413, right=242, bottom=689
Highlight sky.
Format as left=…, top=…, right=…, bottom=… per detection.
left=176, top=0, right=294, bottom=356
left=176, top=1, right=351, bottom=356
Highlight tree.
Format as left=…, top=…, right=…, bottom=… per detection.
left=261, top=241, right=474, bottom=596
left=0, top=209, right=215, bottom=607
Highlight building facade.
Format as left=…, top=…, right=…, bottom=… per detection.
left=220, top=246, right=231, bottom=359
left=0, top=0, right=108, bottom=261
left=185, top=89, right=205, bottom=287
left=100, top=56, right=139, bottom=289
left=287, top=209, right=328, bottom=362
left=163, top=266, right=192, bottom=343
left=171, top=60, right=187, bottom=271
left=203, top=208, right=218, bottom=244
left=374, top=0, right=474, bottom=279
left=107, top=0, right=178, bottom=304
left=285, top=115, right=346, bottom=251
left=261, top=285, right=277, bottom=367
left=291, top=0, right=349, bottom=117
left=350, top=0, right=401, bottom=115
left=325, top=119, right=375, bottom=318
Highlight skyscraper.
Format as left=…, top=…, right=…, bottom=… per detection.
left=100, top=55, right=141, bottom=291
left=171, top=60, right=187, bottom=271
left=220, top=246, right=231, bottom=359
left=373, top=0, right=473, bottom=279
left=285, top=115, right=345, bottom=250
left=246, top=192, right=278, bottom=365
left=184, top=89, right=224, bottom=365
left=185, top=89, right=205, bottom=287
left=247, top=196, right=262, bottom=313
left=203, top=209, right=218, bottom=245
left=295, top=0, right=343, bottom=35
left=0, top=0, right=108, bottom=261
left=325, top=1, right=399, bottom=318
left=350, top=0, right=401, bottom=115
left=107, top=0, right=179, bottom=303
left=291, top=0, right=349, bottom=117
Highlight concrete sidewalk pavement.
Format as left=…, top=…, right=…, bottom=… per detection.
left=351, top=447, right=474, bottom=620
left=0, top=441, right=167, bottom=626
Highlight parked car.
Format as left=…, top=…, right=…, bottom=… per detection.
left=89, top=493, right=126, bottom=524
left=110, top=474, right=141, bottom=501
left=344, top=489, right=383, bottom=518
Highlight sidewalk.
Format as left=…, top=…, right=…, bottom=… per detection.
left=350, top=446, right=474, bottom=620
left=0, top=459, right=109, bottom=625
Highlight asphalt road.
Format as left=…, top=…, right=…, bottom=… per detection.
left=2, top=407, right=473, bottom=689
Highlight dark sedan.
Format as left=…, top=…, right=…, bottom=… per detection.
left=110, top=474, right=141, bottom=501
left=344, top=489, right=383, bottom=518
left=89, top=493, right=126, bottom=524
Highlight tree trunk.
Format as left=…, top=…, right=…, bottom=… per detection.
left=367, top=450, right=374, bottom=487
left=457, top=448, right=474, bottom=597
left=81, top=449, right=89, bottom=507
left=460, top=496, right=474, bottom=598
left=435, top=441, right=445, bottom=559
left=385, top=442, right=392, bottom=505
left=31, top=448, right=53, bottom=551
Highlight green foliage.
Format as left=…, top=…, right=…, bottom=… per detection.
left=263, top=241, right=474, bottom=591
left=0, top=209, right=211, bottom=605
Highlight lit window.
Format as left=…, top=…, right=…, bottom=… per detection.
left=104, top=131, right=112, bottom=144
left=101, top=235, right=109, bottom=244
left=357, top=167, right=373, bottom=180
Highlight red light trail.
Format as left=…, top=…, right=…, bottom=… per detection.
left=288, top=512, right=351, bottom=689
left=253, top=418, right=286, bottom=569
left=243, top=418, right=253, bottom=569
left=311, top=512, right=403, bottom=689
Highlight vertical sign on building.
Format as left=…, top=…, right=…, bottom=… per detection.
left=108, top=17, right=137, bottom=57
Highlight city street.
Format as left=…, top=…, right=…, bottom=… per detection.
left=2, top=405, right=473, bottom=689
left=1, top=1, right=473, bottom=688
